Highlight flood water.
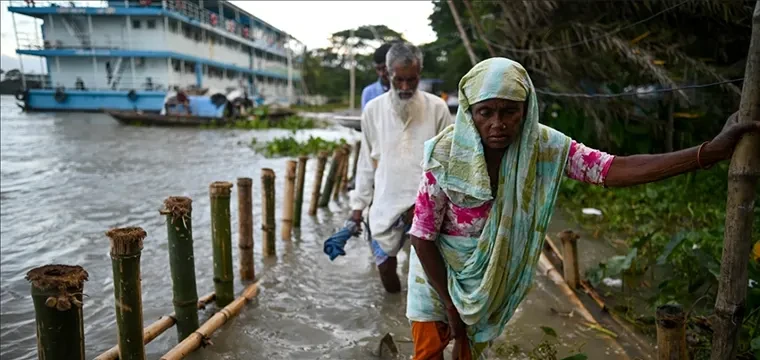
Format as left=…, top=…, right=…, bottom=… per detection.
left=0, top=95, right=638, bottom=359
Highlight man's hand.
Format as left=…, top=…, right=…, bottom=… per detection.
left=351, top=210, right=363, bottom=226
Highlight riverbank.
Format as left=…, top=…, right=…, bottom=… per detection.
left=556, top=164, right=760, bottom=359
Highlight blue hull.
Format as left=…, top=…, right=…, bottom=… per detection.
left=22, top=89, right=167, bottom=113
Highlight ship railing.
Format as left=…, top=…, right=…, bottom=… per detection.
left=33, top=76, right=178, bottom=92
left=8, top=1, right=109, bottom=8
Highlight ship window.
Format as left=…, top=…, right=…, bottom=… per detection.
left=132, top=20, right=141, bottom=29
left=146, top=20, right=156, bottom=29
left=169, top=20, right=178, bottom=33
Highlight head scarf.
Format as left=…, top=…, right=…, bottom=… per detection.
left=407, top=58, right=572, bottom=347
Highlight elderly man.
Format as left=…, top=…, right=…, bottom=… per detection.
left=350, top=42, right=452, bottom=293
left=360, top=43, right=393, bottom=111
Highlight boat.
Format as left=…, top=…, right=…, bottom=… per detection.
left=333, top=115, right=361, bottom=131
left=8, top=0, right=303, bottom=113
left=108, top=110, right=234, bottom=127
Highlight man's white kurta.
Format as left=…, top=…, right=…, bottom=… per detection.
left=349, top=90, right=452, bottom=256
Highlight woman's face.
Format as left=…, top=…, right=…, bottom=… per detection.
left=470, top=99, right=525, bottom=150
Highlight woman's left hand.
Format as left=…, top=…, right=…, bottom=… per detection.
left=704, top=114, right=760, bottom=161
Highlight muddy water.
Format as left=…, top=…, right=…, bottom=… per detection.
left=0, top=95, right=635, bottom=359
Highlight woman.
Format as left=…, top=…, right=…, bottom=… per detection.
left=405, top=57, right=759, bottom=360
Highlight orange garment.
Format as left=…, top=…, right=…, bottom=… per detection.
left=411, top=321, right=470, bottom=360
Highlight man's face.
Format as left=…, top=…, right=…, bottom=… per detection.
left=375, top=63, right=389, bottom=86
left=390, top=60, right=421, bottom=100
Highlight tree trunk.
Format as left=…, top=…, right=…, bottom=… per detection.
left=309, top=152, right=328, bottom=215
left=447, top=0, right=479, bottom=66
left=711, top=2, right=760, bottom=359
left=261, top=168, right=276, bottom=256
left=281, top=160, right=297, bottom=240
left=237, top=178, right=255, bottom=281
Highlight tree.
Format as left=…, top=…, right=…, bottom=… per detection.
left=302, top=25, right=405, bottom=100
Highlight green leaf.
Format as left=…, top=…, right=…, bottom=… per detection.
left=560, top=354, right=588, bottom=360
left=656, top=232, right=688, bottom=265
left=751, top=336, right=760, bottom=350
left=540, top=326, right=558, bottom=338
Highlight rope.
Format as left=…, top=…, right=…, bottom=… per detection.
left=533, top=78, right=743, bottom=99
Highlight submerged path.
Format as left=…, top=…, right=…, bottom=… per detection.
left=0, top=97, right=637, bottom=359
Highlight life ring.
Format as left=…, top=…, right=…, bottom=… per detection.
left=14, top=89, right=27, bottom=101
left=209, top=13, right=218, bottom=26
left=127, top=89, right=138, bottom=102
left=54, top=87, right=67, bottom=103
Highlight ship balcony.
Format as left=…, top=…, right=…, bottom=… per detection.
left=9, top=0, right=293, bottom=58
left=32, top=74, right=175, bottom=92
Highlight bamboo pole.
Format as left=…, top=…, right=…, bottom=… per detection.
left=559, top=230, right=580, bottom=289
left=656, top=304, right=687, bottom=360
left=160, top=281, right=261, bottom=360
left=340, top=145, right=351, bottom=192
left=537, top=253, right=630, bottom=358
left=462, top=0, right=496, bottom=57
left=237, top=178, right=255, bottom=281
left=711, top=2, right=760, bottom=359
left=209, top=181, right=234, bottom=307
left=281, top=160, right=297, bottom=240
left=160, top=196, right=200, bottom=342
left=542, top=235, right=653, bottom=356
left=332, top=149, right=347, bottom=201
left=293, top=156, right=308, bottom=228
left=26, top=264, right=88, bottom=360
left=261, top=168, right=276, bottom=256
left=94, top=292, right=215, bottom=360
left=106, top=227, right=147, bottom=360
left=309, top=152, right=328, bottom=215
left=447, top=0, right=479, bottom=66
left=350, top=141, right=360, bottom=182
left=319, top=150, right=342, bottom=207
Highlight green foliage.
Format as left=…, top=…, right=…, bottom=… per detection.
left=200, top=116, right=323, bottom=130
left=491, top=326, right=587, bottom=359
left=250, top=136, right=347, bottom=158
left=559, top=161, right=760, bottom=359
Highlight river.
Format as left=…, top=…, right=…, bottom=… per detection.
left=0, top=95, right=632, bottom=359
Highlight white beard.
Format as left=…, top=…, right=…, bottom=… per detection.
left=390, top=87, right=422, bottom=124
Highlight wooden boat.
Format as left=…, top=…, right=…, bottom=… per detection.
left=108, top=110, right=235, bottom=127
left=108, top=107, right=298, bottom=127
left=333, top=115, right=361, bottom=131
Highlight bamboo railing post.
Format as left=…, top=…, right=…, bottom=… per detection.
left=237, top=178, right=255, bottom=281
left=309, top=152, right=328, bottom=215
left=712, top=2, right=760, bottom=359
left=281, top=160, right=297, bottom=240
left=319, top=150, right=342, bottom=207
left=261, top=168, right=276, bottom=256
left=656, top=304, right=687, bottom=360
left=293, top=156, right=308, bottom=228
left=26, top=264, right=88, bottom=360
left=106, top=227, right=147, bottom=360
left=340, top=144, right=351, bottom=192
left=209, top=181, right=234, bottom=307
left=94, top=292, right=215, bottom=360
left=160, top=196, right=200, bottom=342
left=559, top=230, right=580, bottom=289
left=159, top=282, right=261, bottom=360
left=350, top=141, right=360, bottom=182
left=332, top=149, right=348, bottom=201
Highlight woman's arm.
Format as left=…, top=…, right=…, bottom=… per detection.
left=604, top=120, right=759, bottom=188
left=408, top=172, right=467, bottom=338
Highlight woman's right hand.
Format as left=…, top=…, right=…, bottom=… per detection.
left=446, top=305, right=466, bottom=339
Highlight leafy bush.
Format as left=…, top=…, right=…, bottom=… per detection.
left=250, top=135, right=347, bottom=158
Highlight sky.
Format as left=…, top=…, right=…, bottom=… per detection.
left=0, top=0, right=438, bottom=73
